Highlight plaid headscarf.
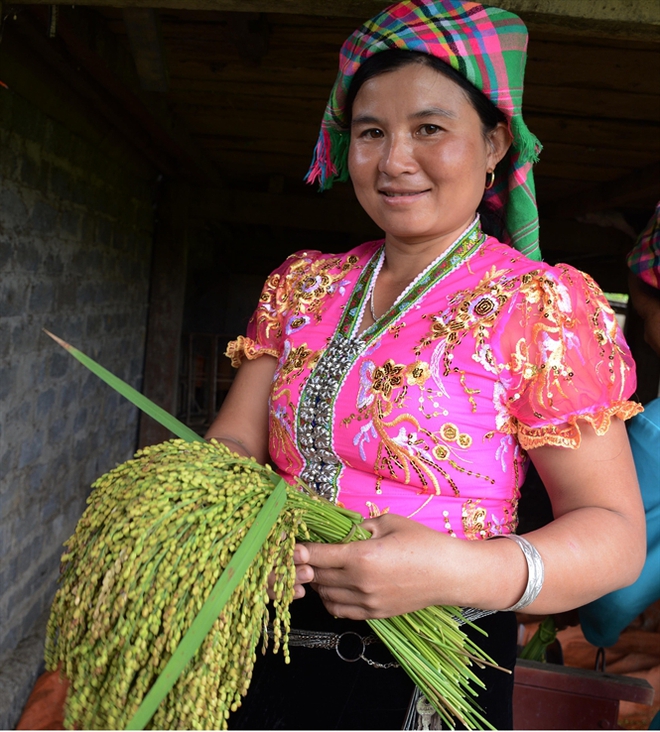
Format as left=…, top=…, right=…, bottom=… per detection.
left=306, top=0, right=543, bottom=261
left=627, top=201, right=660, bottom=290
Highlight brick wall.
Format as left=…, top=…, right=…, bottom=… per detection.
left=0, top=77, right=156, bottom=721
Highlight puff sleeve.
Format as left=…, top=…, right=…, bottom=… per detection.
left=225, top=251, right=323, bottom=367
left=494, top=263, right=642, bottom=450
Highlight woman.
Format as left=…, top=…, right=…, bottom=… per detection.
left=207, top=1, right=646, bottom=728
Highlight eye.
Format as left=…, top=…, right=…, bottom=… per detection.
left=418, top=124, right=441, bottom=136
left=359, top=128, right=384, bottom=139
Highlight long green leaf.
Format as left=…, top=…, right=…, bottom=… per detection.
left=44, top=330, right=203, bottom=443
left=125, top=478, right=288, bottom=730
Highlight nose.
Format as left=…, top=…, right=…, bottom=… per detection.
left=378, top=134, right=417, bottom=177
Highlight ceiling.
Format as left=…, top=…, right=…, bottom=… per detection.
left=3, top=2, right=659, bottom=270
left=94, top=6, right=660, bottom=215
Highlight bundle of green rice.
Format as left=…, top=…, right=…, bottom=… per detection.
left=45, top=439, right=497, bottom=731
left=43, top=331, right=499, bottom=730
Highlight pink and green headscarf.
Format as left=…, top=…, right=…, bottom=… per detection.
left=306, top=0, right=543, bottom=261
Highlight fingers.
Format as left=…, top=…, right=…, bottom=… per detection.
left=313, top=584, right=381, bottom=621
left=267, top=557, right=314, bottom=602
left=293, top=542, right=311, bottom=566
left=302, top=541, right=350, bottom=569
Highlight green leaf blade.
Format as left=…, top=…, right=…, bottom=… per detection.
left=44, top=330, right=203, bottom=444
left=125, top=478, right=288, bottom=730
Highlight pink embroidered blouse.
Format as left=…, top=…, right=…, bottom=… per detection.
left=228, top=221, right=640, bottom=540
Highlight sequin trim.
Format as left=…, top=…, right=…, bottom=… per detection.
left=297, top=335, right=367, bottom=499
left=225, top=335, right=278, bottom=368
left=516, top=400, right=643, bottom=450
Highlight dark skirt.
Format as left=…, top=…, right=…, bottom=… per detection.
left=229, top=590, right=517, bottom=730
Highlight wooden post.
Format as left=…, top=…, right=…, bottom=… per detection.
left=138, top=178, right=190, bottom=447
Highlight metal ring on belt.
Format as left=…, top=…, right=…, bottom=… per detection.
left=267, top=627, right=400, bottom=669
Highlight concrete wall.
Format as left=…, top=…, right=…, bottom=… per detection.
left=0, top=67, right=156, bottom=725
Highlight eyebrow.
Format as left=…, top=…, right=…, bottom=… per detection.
left=351, top=114, right=381, bottom=127
left=412, top=107, right=456, bottom=119
left=351, top=106, right=456, bottom=127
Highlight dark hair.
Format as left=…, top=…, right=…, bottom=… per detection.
left=344, top=49, right=508, bottom=237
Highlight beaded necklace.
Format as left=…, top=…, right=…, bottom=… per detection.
left=368, top=218, right=481, bottom=322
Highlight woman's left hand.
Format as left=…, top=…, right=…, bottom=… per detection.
left=298, top=513, right=458, bottom=620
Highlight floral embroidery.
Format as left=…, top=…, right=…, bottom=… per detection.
left=281, top=343, right=312, bottom=376
left=227, top=236, right=639, bottom=541
left=371, top=360, right=405, bottom=399
left=406, top=361, right=430, bottom=387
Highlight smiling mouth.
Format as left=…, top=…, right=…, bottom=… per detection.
left=380, top=190, right=429, bottom=197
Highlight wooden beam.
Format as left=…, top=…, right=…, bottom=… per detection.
left=227, top=12, right=269, bottom=67
left=122, top=8, right=170, bottom=93
left=192, top=188, right=382, bottom=237
left=23, top=5, right=219, bottom=182
left=543, top=161, right=660, bottom=218
left=139, top=179, right=190, bottom=448
left=10, top=0, right=660, bottom=41
left=8, top=12, right=178, bottom=174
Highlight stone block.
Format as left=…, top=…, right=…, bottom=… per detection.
left=29, top=199, right=59, bottom=235
left=76, top=282, right=96, bottom=307
left=11, top=319, right=33, bottom=355
left=49, top=165, right=74, bottom=202
left=0, top=239, right=12, bottom=270
left=96, top=217, right=114, bottom=248
left=55, top=279, right=77, bottom=310
left=0, top=363, right=17, bottom=401
left=0, top=145, right=20, bottom=181
left=43, top=252, right=64, bottom=277
left=18, top=431, right=44, bottom=470
left=5, top=400, right=30, bottom=430
left=20, top=598, right=44, bottom=640
left=0, top=485, right=17, bottom=523
left=41, top=493, right=61, bottom=524
left=28, top=464, right=48, bottom=494
left=15, top=534, right=44, bottom=582
left=0, top=451, right=10, bottom=483
left=0, top=81, right=153, bottom=714
left=47, top=417, right=69, bottom=445
left=0, top=280, right=28, bottom=317
left=28, top=281, right=55, bottom=313
left=0, top=321, right=10, bottom=359
left=73, top=408, right=88, bottom=434
left=15, top=242, right=41, bottom=274
left=60, top=208, right=81, bottom=239
left=49, top=351, right=69, bottom=379
left=80, top=372, right=99, bottom=400
left=18, top=155, right=41, bottom=190
left=24, top=554, right=59, bottom=601
left=36, top=389, right=56, bottom=418
left=61, top=380, right=80, bottom=408
left=29, top=353, right=48, bottom=385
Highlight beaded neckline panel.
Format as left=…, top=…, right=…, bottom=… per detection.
left=296, top=220, right=486, bottom=501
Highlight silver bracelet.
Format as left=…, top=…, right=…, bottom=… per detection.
left=493, top=534, right=545, bottom=612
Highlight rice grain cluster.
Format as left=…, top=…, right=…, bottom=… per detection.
left=45, top=439, right=495, bottom=731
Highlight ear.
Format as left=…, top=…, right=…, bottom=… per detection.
left=486, top=121, right=513, bottom=168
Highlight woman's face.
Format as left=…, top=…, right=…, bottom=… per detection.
left=348, top=63, right=510, bottom=252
